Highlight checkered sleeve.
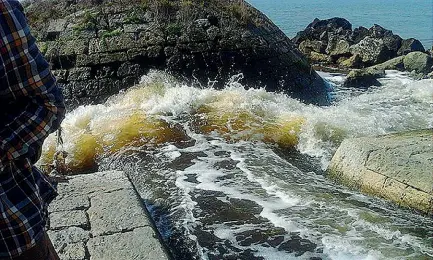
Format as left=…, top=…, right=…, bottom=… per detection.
left=0, top=0, right=65, bottom=170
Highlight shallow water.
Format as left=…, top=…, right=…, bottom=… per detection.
left=41, top=71, right=433, bottom=259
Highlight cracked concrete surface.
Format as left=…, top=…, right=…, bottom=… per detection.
left=47, top=171, right=170, bottom=260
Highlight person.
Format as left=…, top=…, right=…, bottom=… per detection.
left=0, top=0, right=65, bottom=259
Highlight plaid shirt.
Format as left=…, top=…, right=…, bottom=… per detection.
left=0, top=0, right=65, bottom=258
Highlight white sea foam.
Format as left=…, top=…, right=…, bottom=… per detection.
left=40, top=70, right=433, bottom=259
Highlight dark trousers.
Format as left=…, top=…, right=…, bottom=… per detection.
left=12, top=232, right=59, bottom=260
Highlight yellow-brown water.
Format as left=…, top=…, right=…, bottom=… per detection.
left=40, top=74, right=309, bottom=173
left=38, top=71, right=433, bottom=259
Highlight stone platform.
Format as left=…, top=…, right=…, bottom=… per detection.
left=327, top=129, right=433, bottom=214
left=47, top=171, right=170, bottom=260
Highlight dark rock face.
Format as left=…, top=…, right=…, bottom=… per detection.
left=294, top=17, right=426, bottom=70
left=26, top=0, right=329, bottom=108
left=292, top=17, right=352, bottom=45
left=398, top=38, right=425, bottom=56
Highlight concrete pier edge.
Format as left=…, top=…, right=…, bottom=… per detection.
left=47, top=170, right=172, bottom=260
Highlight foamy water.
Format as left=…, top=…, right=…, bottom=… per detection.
left=40, top=70, right=433, bottom=259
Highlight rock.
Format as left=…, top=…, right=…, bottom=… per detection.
left=298, top=40, right=325, bottom=54
left=349, top=36, right=393, bottom=65
left=403, top=51, right=433, bottom=74
left=326, top=37, right=351, bottom=57
left=370, top=55, right=405, bottom=71
left=309, top=51, right=331, bottom=63
left=398, top=38, right=426, bottom=56
left=27, top=0, right=330, bottom=108
left=46, top=19, right=68, bottom=40
left=339, top=54, right=363, bottom=68
left=350, top=26, right=369, bottom=44
left=327, top=129, right=433, bottom=214
left=368, top=24, right=393, bottom=38
left=292, top=17, right=352, bottom=44
left=344, top=67, right=385, bottom=88
left=381, top=34, right=402, bottom=55
left=367, top=24, right=401, bottom=57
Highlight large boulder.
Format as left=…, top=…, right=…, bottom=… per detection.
left=349, top=36, right=393, bottom=65
left=292, top=17, right=352, bottom=44
left=327, top=129, right=433, bottom=214
left=398, top=38, right=426, bottom=56
left=363, top=24, right=401, bottom=59
left=370, top=55, right=405, bottom=71
left=403, top=51, right=433, bottom=74
left=368, top=24, right=393, bottom=38
left=298, top=40, right=326, bottom=54
left=343, top=67, right=385, bottom=88
left=294, top=18, right=425, bottom=70
left=25, top=0, right=329, bottom=108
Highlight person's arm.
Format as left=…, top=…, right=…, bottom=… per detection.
left=0, top=0, right=65, bottom=170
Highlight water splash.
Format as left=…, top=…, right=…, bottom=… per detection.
left=39, top=70, right=433, bottom=173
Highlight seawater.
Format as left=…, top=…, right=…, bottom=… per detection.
left=40, top=71, right=433, bottom=259
left=247, top=0, right=433, bottom=49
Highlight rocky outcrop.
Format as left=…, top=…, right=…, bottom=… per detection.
left=398, top=38, right=425, bottom=56
left=403, top=51, right=433, bottom=74
left=342, top=52, right=432, bottom=88
left=327, top=129, right=433, bottom=214
left=343, top=67, right=384, bottom=88
left=294, top=17, right=428, bottom=70
left=47, top=171, right=170, bottom=260
left=25, top=0, right=329, bottom=108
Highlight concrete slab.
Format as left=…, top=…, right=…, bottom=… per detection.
left=47, top=171, right=170, bottom=260
left=87, top=227, right=169, bottom=260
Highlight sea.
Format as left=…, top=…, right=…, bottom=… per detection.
left=248, top=0, right=433, bottom=49
left=39, top=2, right=433, bottom=260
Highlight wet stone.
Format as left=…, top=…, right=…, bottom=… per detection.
left=195, top=194, right=264, bottom=225
left=278, top=234, right=317, bottom=256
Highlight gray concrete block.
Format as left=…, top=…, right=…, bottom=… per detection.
left=87, top=189, right=151, bottom=236
left=87, top=227, right=169, bottom=260
left=50, top=210, right=89, bottom=230
left=49, top=195, right=90, bottom=213
left=48, top=227, right=90, bottom=250
left=57, top=171, right=132, bottom=196
left=58, top=242, right=87, bottom=260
